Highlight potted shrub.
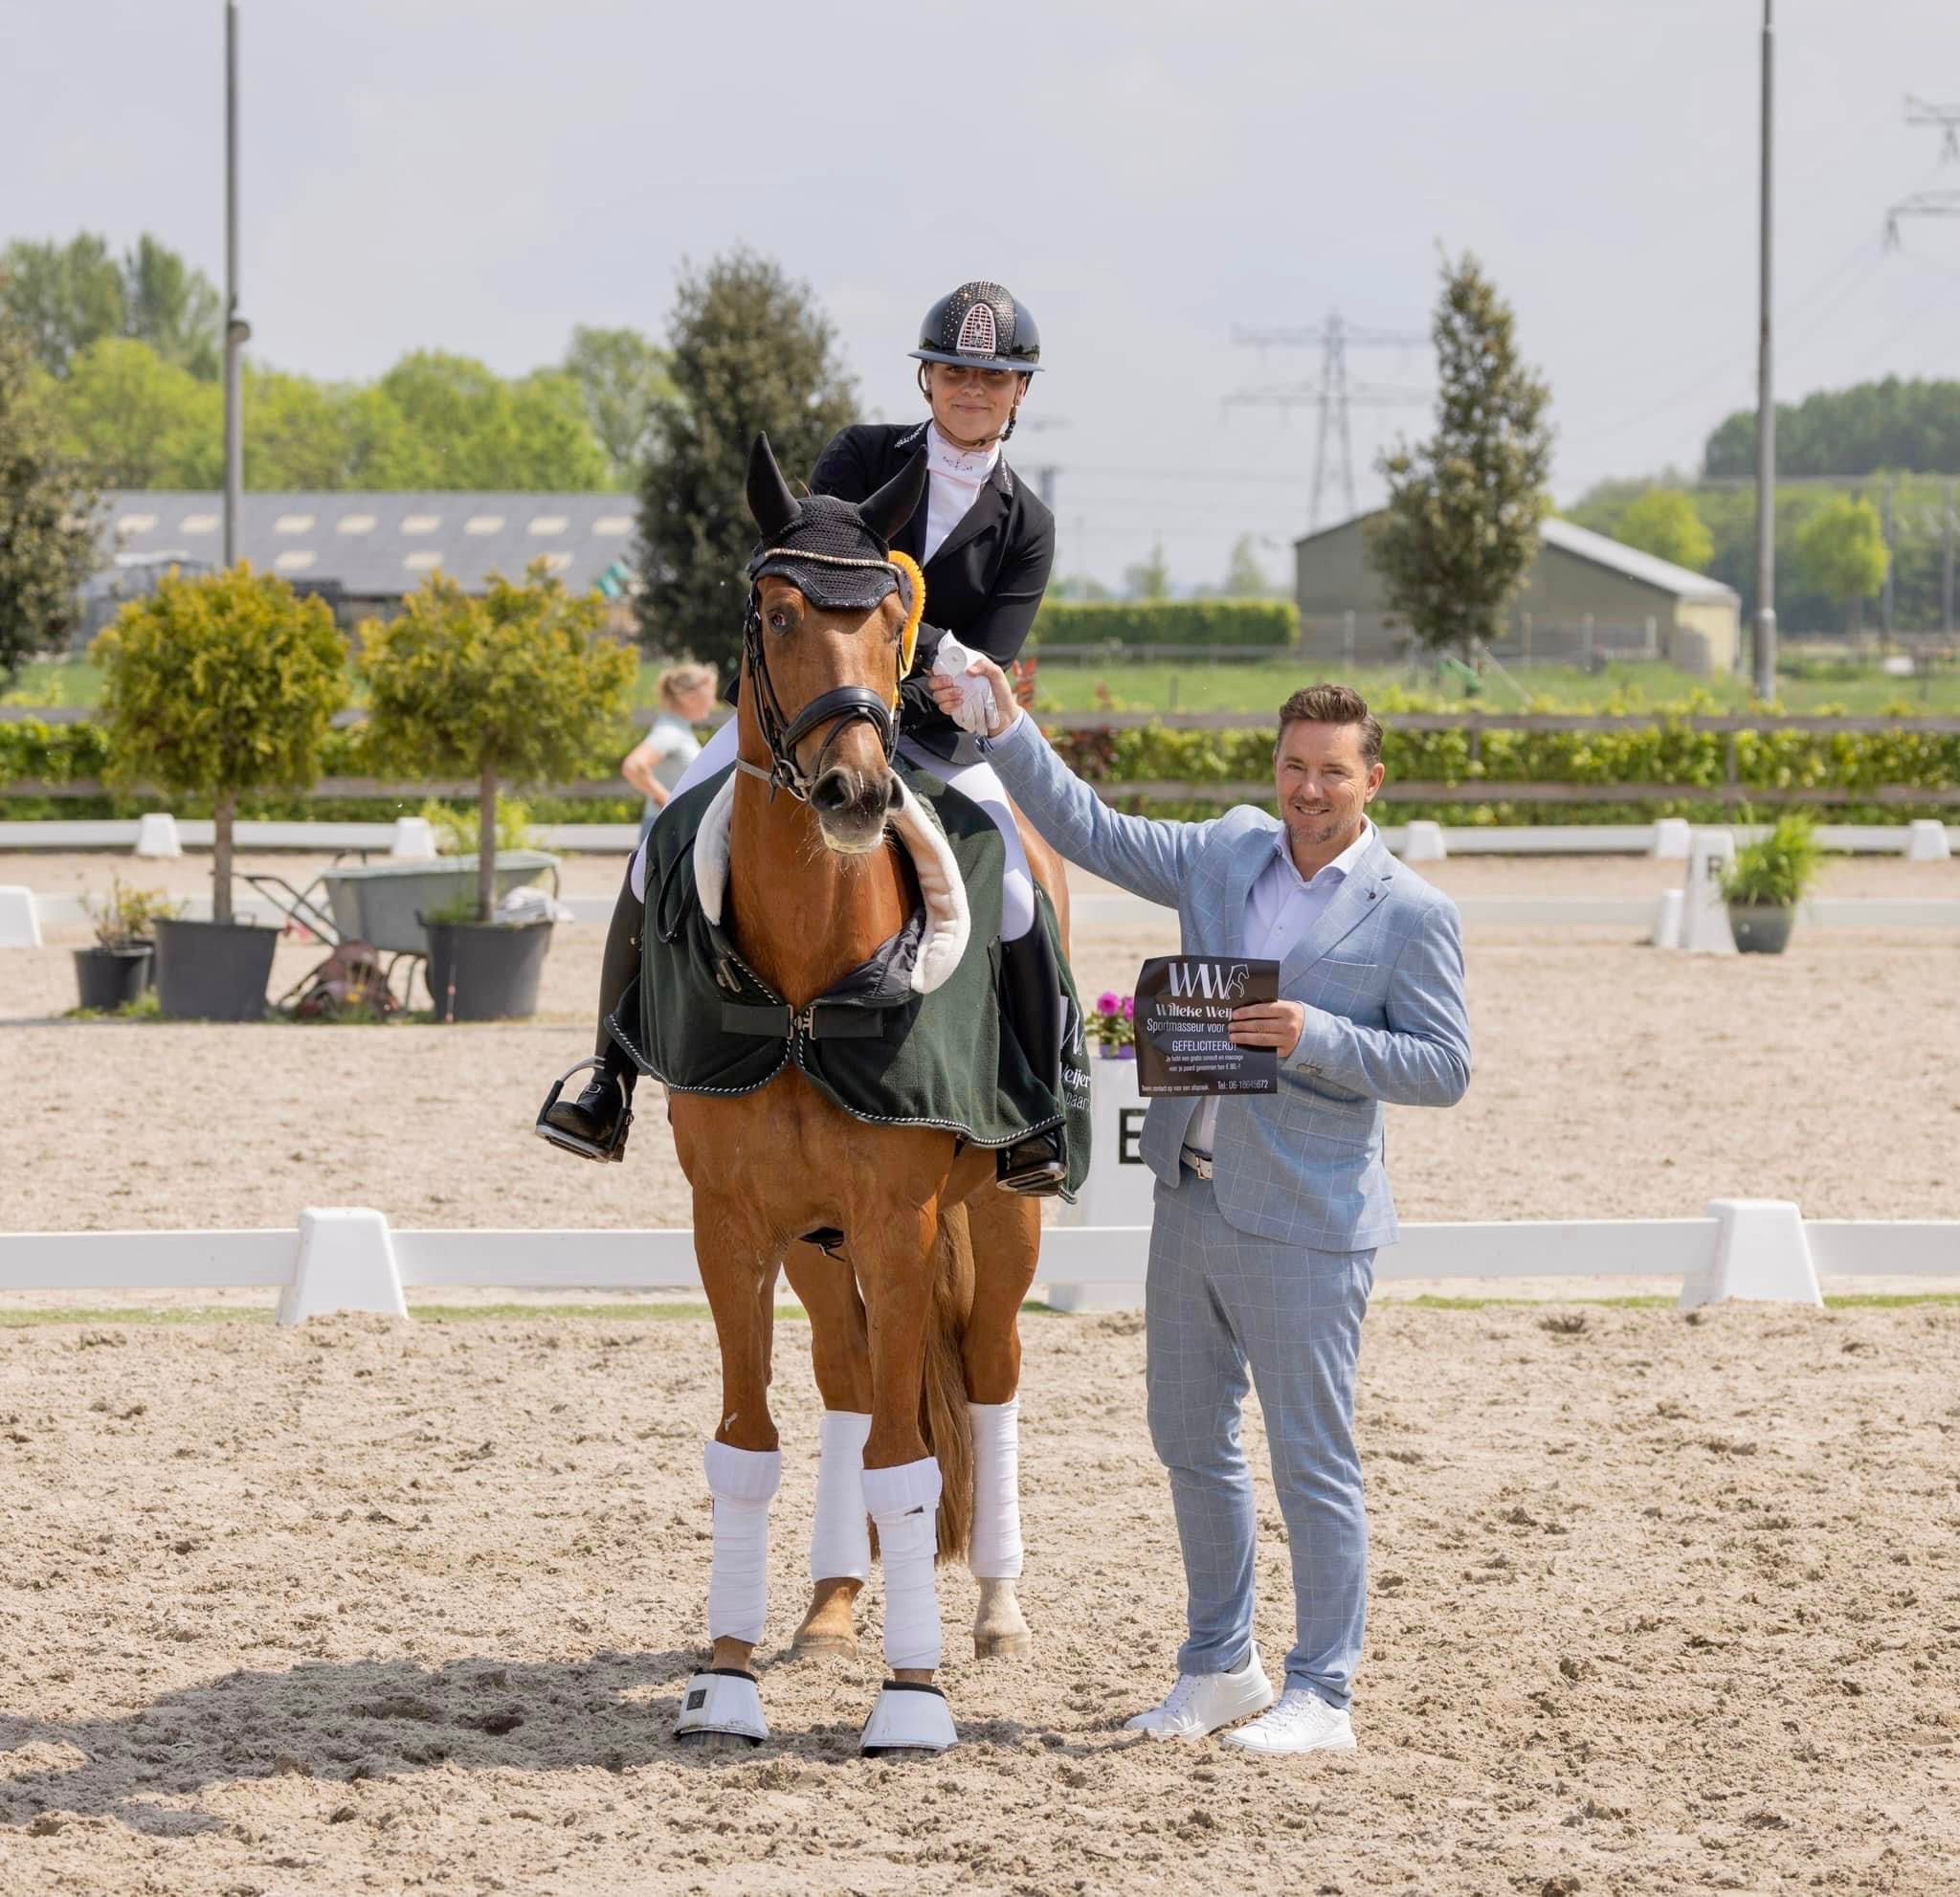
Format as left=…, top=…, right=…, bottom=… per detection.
left=1719, top=811, right=1823, bottom=954
left=93, top=565, right=347, bottom=1018
left=75, top=877, right=179, bottom=1011
left=359, top=563, right=634, bottom=1020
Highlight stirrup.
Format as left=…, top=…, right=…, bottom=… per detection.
left=996, top=1133, right=1064, bottom=1198
left=533, top=1057, right=633, bottom=1164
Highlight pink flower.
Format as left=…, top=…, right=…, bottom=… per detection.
left=1097, top=992, right=1120, bottom=1015
left=1121, top=995, right=1135, bottom=1019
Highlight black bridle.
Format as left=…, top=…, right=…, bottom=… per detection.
left=736, top=582, right=902, bottom=804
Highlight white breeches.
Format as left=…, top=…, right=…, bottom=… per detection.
left=630, top=720, right=1035, bottom=940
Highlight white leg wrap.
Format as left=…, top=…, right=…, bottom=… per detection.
left=703, top=1439, right=781, bottom=1646
left=861, top=1456, right=944, bottom=1673
left=809, top=1410, right=873, bottom=1582
left=967, top=1398, right=1024, bottom=1579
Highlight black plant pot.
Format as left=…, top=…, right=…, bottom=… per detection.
left=129, top=937, right=157, bottom=991
left=73, top=945, right=152, bottom=1012
left=1728, top=903, right=1795, bottom=955
left=421, top=916, right=554, bottom=1021
left=153, top=916, right=278, bottom=1020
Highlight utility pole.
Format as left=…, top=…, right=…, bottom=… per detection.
left=1884, top=96, right=1960, bottom=245
left=1223, top=312, right=1430, bottom=530
left=1945, top=480, right=1956, bottom=638
left=223, top=1, right=249, bottom=569
left=1751, top=0, right=1777, bottom=699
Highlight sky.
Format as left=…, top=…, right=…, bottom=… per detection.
left=5, top=0, right=1959, bottom=591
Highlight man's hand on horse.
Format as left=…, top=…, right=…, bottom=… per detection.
left=926, top=651, right=1017, bottom=736
left=1228, top=1001, right=1307, bottom=1057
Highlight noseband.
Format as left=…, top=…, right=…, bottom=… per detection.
left=737, top=577, right=902, bottom=805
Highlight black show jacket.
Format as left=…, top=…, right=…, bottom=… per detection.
left=811, top=420, right=1056, bottom=758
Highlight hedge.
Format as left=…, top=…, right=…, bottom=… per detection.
left=6, top=713, right=1955, bottom=829
left=1031, top=599, right=1298, bottom=648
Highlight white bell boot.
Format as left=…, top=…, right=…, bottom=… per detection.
left=858, top=1456, right=957, bottom=1754
left=674, top=1667, right=768, bottom=1747
left=860, top=1680, right=958, bottom=1755
left=676, top=1439, right=781, bottom=1748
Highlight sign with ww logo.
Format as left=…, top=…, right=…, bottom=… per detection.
left=1134, top=955, right=1281, bottom=1098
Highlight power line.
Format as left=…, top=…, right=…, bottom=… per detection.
left=1885, top=93, right=1960, bottom=248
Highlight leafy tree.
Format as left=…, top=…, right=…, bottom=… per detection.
left=1223, top=532, right=1271, bottom=596
left=1705, top=376, right=1960, bottom=480
left=377, top=351, right=609, bottom=490
left=359, top=566, right=635, bottom=920
left=564, top=325, right=675, bottom=486
left=0, top=313, right=101, bottom=682
left=93, top=566, right=347, bottom=922
left=0, top=233, right=221, bottom=379
left=1612, top=489, right=1713, bottom=572
left=1370, top=253, right=1553, bottom=658
left=1124, top=541, right=1171, bottom=600
left=1795, top=495, right=1888, bottom=626
left=638, top=250, right=858, bottom=671
left=1049, top=573, right=1113, bottom=602
left=53, top=337, right=223, bottom=486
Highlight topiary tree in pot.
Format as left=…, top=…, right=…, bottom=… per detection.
left=92, top=564, right=347, bottom=1017
left=358, top=562, right=635, bottom=1017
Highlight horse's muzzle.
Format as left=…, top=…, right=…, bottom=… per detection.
left=812, top=767, right=897, bottom=851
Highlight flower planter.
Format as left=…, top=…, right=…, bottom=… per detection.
left=152, top=916, right=278, bottom=1020
left=73, top=945, right=152, bottom=1012
left=1727, top=903, right=1794, bottom=955
left=1097, top=1043, right=1137, bottom=1060
left=421, top=916, right=554, bottom=1020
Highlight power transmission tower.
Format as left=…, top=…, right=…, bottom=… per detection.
left=1222, top=311, right=1429, bottom=530
left=1884, top=95, right=1960, bottom=247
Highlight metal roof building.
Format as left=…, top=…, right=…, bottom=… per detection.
left=1292, top=508, right=1742, bottom=674
left=82, top=491, right=638, bottom=637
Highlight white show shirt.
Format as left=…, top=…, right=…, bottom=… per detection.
left=922, top=421, right=998, bottom=563
left=1185, top=816, right=1378, bottom=1156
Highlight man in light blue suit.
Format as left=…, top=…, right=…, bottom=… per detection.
left=931, top=660, right=1471, bottom=1757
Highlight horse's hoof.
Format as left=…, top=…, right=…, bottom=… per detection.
left=791, top=1629, right=858, bottom=1659
left=973, top=1628, right=1034, bottom=1660
left=675, top=1729, right=762, bottom=1751
left=794, top=1578, right=862, bottom=1657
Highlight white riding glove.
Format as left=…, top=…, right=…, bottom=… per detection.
left=932, top=636, right=1000, bottom=736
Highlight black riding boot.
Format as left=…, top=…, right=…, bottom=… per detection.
left=536, top=865, right=641, bottom=1163
left=995, top=926, right=1068, bottom=1197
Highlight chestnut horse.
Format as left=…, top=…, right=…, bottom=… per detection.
left=667, top=435, right=1061, bottom=1753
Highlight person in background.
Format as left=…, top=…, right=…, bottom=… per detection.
left=621, top=663, right=718, bottom=843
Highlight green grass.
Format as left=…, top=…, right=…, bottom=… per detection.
left=16, top=649, right=1959, bottom=719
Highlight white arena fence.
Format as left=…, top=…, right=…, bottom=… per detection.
left=1, top=1203, right=1954, bottom=1326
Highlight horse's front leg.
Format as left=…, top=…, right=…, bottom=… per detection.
left=961, top=1191, right=1040, bottom=1659
left=854, top=1200, right=959, bottom=1754
left=675, top=1191, right=783, bottom=1750
left=781, top=1239, right=871, bottom=1656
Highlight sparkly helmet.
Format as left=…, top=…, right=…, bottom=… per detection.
left=910, top=280, right=1043, bottom=375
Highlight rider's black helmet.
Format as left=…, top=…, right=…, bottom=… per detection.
left=910, top=280, right=1043, bottom=375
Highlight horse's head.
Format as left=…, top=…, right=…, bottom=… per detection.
left=740, top=434, right=929, bottom=855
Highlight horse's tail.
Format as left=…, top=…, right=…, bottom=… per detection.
left=922, top=1200, right=975, bottom=1565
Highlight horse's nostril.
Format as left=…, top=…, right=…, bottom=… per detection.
left=886, top=776, right=904, bottom=811
left=812, top=770, right=853, bottom=813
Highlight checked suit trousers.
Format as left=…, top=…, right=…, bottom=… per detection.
left=1146, top=1167, right=1374, bottom=1710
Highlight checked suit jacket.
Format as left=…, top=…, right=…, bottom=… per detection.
left=985, top=714, right=1472, bottom=1253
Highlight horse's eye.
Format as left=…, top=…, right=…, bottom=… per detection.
left=768, top=610, right=791, bottom=634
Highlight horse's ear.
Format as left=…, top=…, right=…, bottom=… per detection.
left=858, top=448, right=928, bottom=546
left=746, top=433, right=799, bottom=540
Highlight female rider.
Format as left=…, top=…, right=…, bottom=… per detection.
left=540, top=279, right=1067, bottom=1194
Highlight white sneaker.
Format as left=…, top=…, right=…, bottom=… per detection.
left=1124, top=1649, right=1275, bottom=1740
left=1219, top=1685, right=1356, bottom=1755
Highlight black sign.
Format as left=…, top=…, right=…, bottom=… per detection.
left=1134, top=957, right=1281, bottom=1098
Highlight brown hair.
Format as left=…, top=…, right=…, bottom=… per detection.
left=1276, top=682, right=1382, bottom=767
left=657, top=662, right=717, bottom=712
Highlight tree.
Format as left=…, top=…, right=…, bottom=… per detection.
left=1370, top=252, right=1553, bottom=658
left=565, top=325, right=675, bottom=486
left=1613, top=489, right=1713, bottom=572
left=1704, top=376, right=1960, bottom=480
left=54, top=337, right=223, bottom=487
left=359, top=566, right=635, bottom=920
left=1124, top=541, right=1170, bottom=600
left=638, top=251, right=858, bottom=671
left=0, top=233, right=221, bottom=379
left=93, top=566, right=348, bottom=922
left=1795, top=496, right=1888, bottom=627
left=1222, top=533, right=1271, bottom=596
left=0, top=314, right=100, bottom=683
left=377, top=351, right=610, bottom=490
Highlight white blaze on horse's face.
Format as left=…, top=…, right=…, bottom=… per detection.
left=757, top=577, right=906, bottom=855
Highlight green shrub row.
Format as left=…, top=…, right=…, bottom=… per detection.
left=1031, top=599, right=1298, bottom=648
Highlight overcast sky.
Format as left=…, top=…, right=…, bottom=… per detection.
left=6, top=0, right=1958, bottom=588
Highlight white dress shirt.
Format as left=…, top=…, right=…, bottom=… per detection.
left=1186, top=816, right=1378, bottom=1156
left=922, top=422, right=998, bottom=562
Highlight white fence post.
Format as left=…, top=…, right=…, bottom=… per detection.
left=1651, top=817, right=1692, bottom=860
left=1402, top=820, right=1448, bottom=863
left=276, top=1208, right=408, bottom=1326
left=1906, top=819, right=1951, bottom=862
left=0, top=886, right=41, bottom=948
left=390, top=816, right=438, bottom=859
left=1651, top=888, right=1683, bottom=949
left=133, top=813, right=182, bottom=859
left=1680, top=1200, right=1822, bottom=1309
